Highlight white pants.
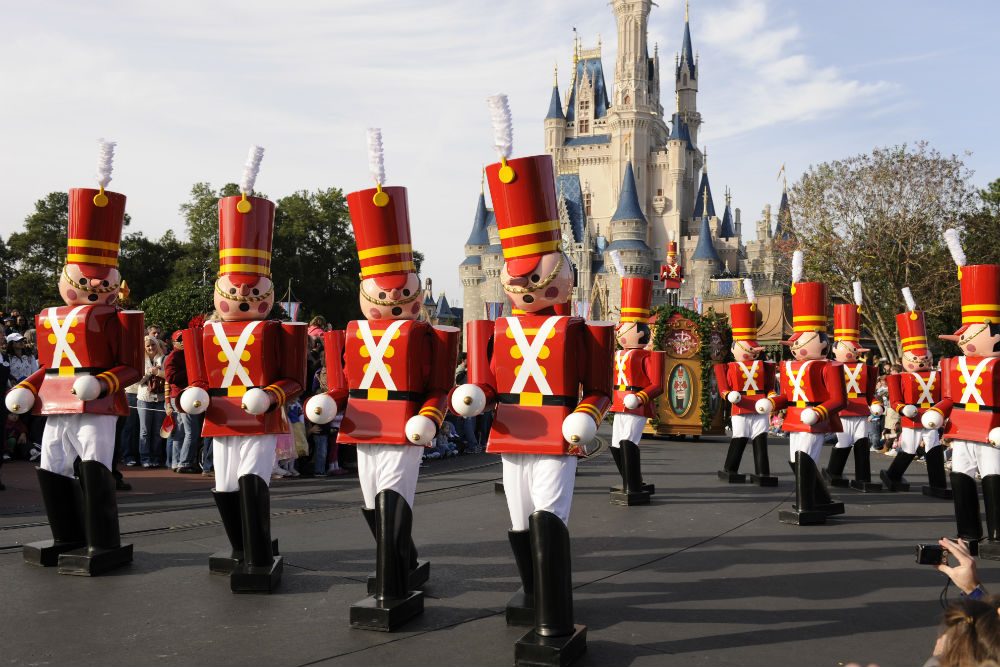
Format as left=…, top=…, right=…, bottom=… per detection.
left=788, top=432, right=825, bottom=464
left=951, top=439, right=1000, bottom=477
left=899, top=427, right=941, bottom=455
left=732, top=413, right=768, bottom=440
left=356, top=444, right=422, bottom=510
left=40, top=414, right=117, bottom=478
left=611, top=413, right=646, bottom=448
left=501, top=453, right=577, bottom=531
left=835, top=416, right=869, bottom=448
left=213, top=434, right=277, bottom=492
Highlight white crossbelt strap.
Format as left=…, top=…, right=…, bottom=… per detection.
left=211, top=321, right=259, bottom=388
left=786, top=360, right=812, bottom=403
left=357, top=319, right=405, bottom=391
left=958, top=357, right=992, bottom=405
left=737, top=360, right=759, bottom=392
left=912, top=371, right=936, bottom=405
left=47, top=306, right=86, bottom=369
left=615, top=350, right=632, bottom=386
left=508, top=316, right=560, bottom=395
left=843, top=363, right=863, bottom=395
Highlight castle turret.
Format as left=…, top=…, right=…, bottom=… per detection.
left=675, top=0, right=701, bottom=145
left=544, top=66, right=567, bottom=154
left=606, top=162, right=652, bottom=280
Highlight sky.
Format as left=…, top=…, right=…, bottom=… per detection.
left=2, top=0, right=997, bottom=308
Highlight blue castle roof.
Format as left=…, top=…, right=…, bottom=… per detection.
left=668, top=113, right=694, bottom=149
left=555, top=173, right=586, bottom=243
left=566, top=56, right=611, bottom=122
left=545, top=84, right=564, bottom=121
left=775, top=189, right=793, bottom=240
left=678, top=17, right=696, bottom=79
left=719, top=202, right=735, bottom=239
left=692, top=171, right=716, bottom=219
left=691, top=215, right=722, bottom=263
left=465, top=192, right=491, bottom=246
left=610, top=162, right=647, bottom=223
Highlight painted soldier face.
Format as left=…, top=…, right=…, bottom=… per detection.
left=359, top=272, right=422, bottom=321
left=955, top=323, right=1000, bottom=358
left=59, top=263, right=121, bottom=307
left=501, top=252, right=573, bottom=314
left=901, top=350, right=933, bottom=372
left=214, top=274, right=275, bottom=321
left=616, top=322, right=650, bottom=350
left=788, top=331, right=830, bottom=361
left=731, top=340, right=762, bottom=363
left=832, top=340, right=865, bottom=363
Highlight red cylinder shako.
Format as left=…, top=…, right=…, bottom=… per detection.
left=667, top=240, right=679, bottom=258
left=620, top=277, right=652, bottom=324
left=347, top=186, right=415, bottom=290
left=218, top=195, right=275, bottom=285
left=730, top=302, right=760, bottom=344
left=485, top=155, right=561, bottom=276
left=66, top=188, right=126, bottom=279
left=833, top=303, right=861, bottom=345
left=897, top=309, right=929, bottom=357
left=789, top=282, right=828, bottom=342
left=955, top=264, right=1000, bottom=336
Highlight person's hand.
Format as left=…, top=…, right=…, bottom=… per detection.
left=936, top=537, right=981, bottom=594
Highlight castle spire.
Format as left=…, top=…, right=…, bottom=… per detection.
left=546, top=67, right=565, bottom=121
left=692, top=164, right=715, bottom=218
left=611, top=162, right=647, bottom=224
left=679, top=0, right=695, bottom=77
left=720, top=187, right=736, bottom=239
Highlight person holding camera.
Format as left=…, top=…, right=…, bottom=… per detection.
left=137, top=336, right=167, bottom=467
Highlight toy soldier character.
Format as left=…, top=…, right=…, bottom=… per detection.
left=180, top=146, right=307, bottom=593
left=306, top=129, right=459, bottom=630
left=659, top=235, right=684, bottom=290
left=715, top=279, right=777, bottom=486
left=823, top=282, right=883, bottom=492
left=8, top=140, right=144, bottom=575
left=881, top=287, right=951, bottom=499
left=608, top=271, right=664, bottom=505
left=450, top=94, right=614, bottom=667
left=756, top=251, right=847, bottom=525
left=923, top=231, right=1000, bottom=559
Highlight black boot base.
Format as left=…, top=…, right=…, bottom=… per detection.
left=514, top=625, right=587, bottom=667
left=818, top=502, right=846, bottom=516
left=367, top=560, right=430, bottom=595
left=506, top=589, right=535, bottom=627
left=779, top=509, right=827, bottom=525
left=350, top=590, right=424, bottom=631
left=608, top=483, right=655, bottom=494
left=922, top=485, right=953, bottom=500
left=609, top=489, right=651, bottom=506
left=750, top=474, right=779, bottom=487
left=825, top=473, right=849, bottom=488
left=978, top=541, right=1000, bottom=561
left=495, top=481, right=505, bottom=494
left=23, top=540, right=86, bottom=567
left=57, top=543, right=133, bottom=576
left=210, top=539, right=280, bottom=575
left=230, top=555, right=283, bottom=593
left=880, top=470, right=910, bottom=492
left=849, top=480, right=883, bottom=493
left=717, top=471, right=747, bottom=484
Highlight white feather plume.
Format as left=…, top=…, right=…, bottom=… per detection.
left=743, top=278, right=756, bottom=304
left=943, top=228, right=966, bottom=267
left=901, top=286, right=917, bottom=312
left=95, top=139, right=116, bottom=188
left=668, top=230, right=675, bottom=243
left=367, top=128, right=385, bottom=185
left=486, top=94, right=513, bottom=160
left=791, top=250, right=804, bottom=283
left=852, top=280, right=863, bottom=307
left=609, top=250, right=626, bottom=276
left=240, top=145, right=265, bottom=195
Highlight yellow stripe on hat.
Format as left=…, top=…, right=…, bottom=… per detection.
left=793, top=315, right=828, bottom=323
left=620, top=316, right=647, bottom=323
left=502, top=240, right=561, bottom=259
left=68, top=238, right=120, bottom=251
left=66, top=253, right=118, bottom=266
left=219, top=248, right=272, bottom=259
left=219, top=263, right=270, bottom=275
left=358, top=244, right=413, bottom=261
left=900, top=335, right=927, bottom=344
left=962, top=304, right=1000, bottom=312
left=498, top=220, right=559, bottom=240
left=962, top=316, right=1000, bottom=324
left=360, top=260, right=416, bottom=277
left=621, top=307, right=650, bottom=314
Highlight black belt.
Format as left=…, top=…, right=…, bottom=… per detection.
left=498, top=393, right=576, bottom=407
left=614, top=385, right=644, bottom=392
left=45, top=367, right=107, bottom=375
left=348, top=389, right=424, bottom=402
left=790, top=401, right=822, bottom=408
left=956, top=404, right=998, bottom=413
left=208, top=386, right=261, bottom=397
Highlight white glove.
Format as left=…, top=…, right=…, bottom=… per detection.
left=5, top=387, right=34, bottom=415
left=922, top=410, right=943, bottom=430
left=71, top=374, right=102, bottom=401
left=988, top=428, right=1000, bottom=447
left=901, top=404, right=917, bottom=419
left=562, top=412, right=597, bottom=447
left=241, top=387, right=272, bottom=415
left=869, top=403, right=884, bottom=416
left=451, top=383, right=486, bottom=417
left=305, top=393, right=338, bottom=425
left=755, top=398, right=773, bottom=414
left=800, top=407, right=819, bottom=425
left=623, top=393, right=641, bottom=410
left=727, top=391, right=742, bottom=404
left=405, top=415, right=437, bottom=445
left=180, top=387, right=210, bottom=414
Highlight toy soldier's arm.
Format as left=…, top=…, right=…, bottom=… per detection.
left=94, top=310, right=144, bottom=398
left=866, top=365, right=883, bottom=413
left=450, top=319, right=497, bottom=417
left=261, top=322, right=307, bottom=410
left=565, top=322, right=614, bottom=447
left=417, top=325, right=460, bottom=430
left=886, top=372, right=906, bottom=414
left=304, top=330, right=347, bottom=425
left=638, top=350, right=666, bottom=406
left=759, top=364, right=788, bottom=413
left=814, top=361, right=847, bottom=423
left=183, top=326, right=209, bottom=390
left=925, top=358, right=954, bottom=428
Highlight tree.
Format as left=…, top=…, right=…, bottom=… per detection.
left=174, top=182, right=242, bottom=286
left=6, top=192, right=69, bottom=309
left=785, top=142, right=978, bottom=362
left=139, top=282, right=215, bottom=334
left=119, top=230, right=186, bottom=304
left=962, top=178, right=1000, bottom=267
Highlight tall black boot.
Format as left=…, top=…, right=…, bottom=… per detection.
left=611, top=441, right=651, bottom=506
left=921, top=446, right=952, bottom=499
left=717, top=437, right=748, bottom=483
left=631, top=445, right=654, bottom=494
left=230, top=474, right=282, bottom=593
left=823, top=446, right=852, bottom=487
left=350, top=490, right=423, bottom=630
left=23, top=468, right=86, bottom=566
left=208, top=490, right=279, bottom=574
left=849, top=439, right=882, bottom=492
left=514, top=510, right=587, bottom=666
left=58, top=461, right=133, bottom=576
left=506, top=529, right=534, bottom=626
left=749, top=433, right=778, bottom=486
left=364, top=505, right=429, bottom=595
left=979, top=475, right=1000, bottom=561
left=812, top=456, right=846, bottom=517
left=609, top=444, right=625, bottom=492
left=780, top=451, right=829, bottom=525
left=880, top=451, right=915, bottom=492
left=951, top=472, right=983, bottom=549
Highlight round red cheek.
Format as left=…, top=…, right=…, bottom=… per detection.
left=368, top=308, right=381, bottom=319
left=258, top=302, right=269, bottom=313
left=545, top=287, right=559, bottom=298
left=967, top=344, right=977, bottom=353
left=411, top=301, right=420, bottom=314
left=67, top=289, right=77, bottom=301
left=219, top=301, right=230, bottom=313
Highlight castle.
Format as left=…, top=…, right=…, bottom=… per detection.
left=460, top=0, right=789, bottom=329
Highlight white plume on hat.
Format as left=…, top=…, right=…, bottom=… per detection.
left=791, top=250, right=804, bottom=284
left=609, top=249, right=626, bottom=276
left=743, top=278, right=756, bottom=304
left=902, top=286, right=917, bottom=312
left=240, top=145, right=265, bottom=195
left=487, top=94, right=513, bottom=161
left=943, top=228, right=966, bottom=267
left=95, top=139, right=116, bottom=188
left=852, top=280, right=863, bottom=307
left=367, top=128, right=386, bottom=186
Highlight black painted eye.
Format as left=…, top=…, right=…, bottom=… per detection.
left=79, top=277, right=87, bottom=285
left=229, top=287, right=237, bottom=295
left=102, top=280, right=109, bottom=287
left=402, top=289, right=410, bottom=296
left=252, top=288, right=259, bottom=295
left=531, top=274, right=541, bottom=282
left=378, top=292, right=386, bottom=299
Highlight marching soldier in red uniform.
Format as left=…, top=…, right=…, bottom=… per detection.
left=8, top=140, right=144, bottom=576
left=659, top=236, right=684, bottom=290
left=756, top=251, right=847, bottom=525
left=450, top=95, right=613, bottom=667
left=823, top=282, right=883, bottom=492
left=306, top=129, right=459, bottom=631
left=923, top=231, right=1000, bottom=558
left=609, top=274, right=664, bottom=505
left=881, top=287, right=951, bottom=498
left=180, top=146, right=307, bottom=593
left=714, top=279, right=777, bottom=486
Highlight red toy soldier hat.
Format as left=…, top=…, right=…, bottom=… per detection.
left=66, top=188, right=126, bottom=279
left=485, top=155, right=561, bottom=277
left=833, top=303, right=861, bottom=344
left=954, top=264, right=1000, bottom=336
left=620, top=277, right=652, bottom=324
left=730, top=303, right=760, bottom=345
left=787, top=282, right=828, bottom=343
left=897, top=309, right=929, bottom=357
left=346, top=185, right=415, bottom=290
left=218, top=195, right=275, bottom=285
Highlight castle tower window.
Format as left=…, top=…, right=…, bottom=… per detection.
left=657, top=188, right=663, bottom=196
left=579, top=119, right=589, bottom=133
left=584, top=192, right=592, bottom=216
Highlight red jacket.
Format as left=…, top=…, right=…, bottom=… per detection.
left=766, top=359, right=846, bottom=434
left=714, top=360, right=776, bottom=416
left=611, top=348, right=665, bottom=417
left=887, top=370, right=940, bottom=429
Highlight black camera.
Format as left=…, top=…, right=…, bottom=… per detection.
left=916, top=544, right=945, bottom=565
